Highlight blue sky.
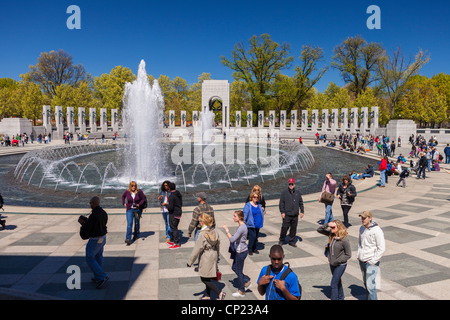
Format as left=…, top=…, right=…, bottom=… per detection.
left=1, top=0, right=449, bottom=92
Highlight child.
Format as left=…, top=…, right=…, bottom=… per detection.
left=396, top=168, right=411, bottom=188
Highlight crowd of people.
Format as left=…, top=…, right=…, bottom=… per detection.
left=2, top=131, right=448, bottom=301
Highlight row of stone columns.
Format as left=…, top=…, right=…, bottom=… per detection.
left=42, top=105, right=119, bottom=136
left=167, top=107, right=379, bottom=134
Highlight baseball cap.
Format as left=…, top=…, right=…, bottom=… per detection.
left=288, top=178, right=295, bottom=184
left=359, top=210, right=373, bottom=219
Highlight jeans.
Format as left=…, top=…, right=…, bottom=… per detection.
left=126, top=208, right=141, bottom=241
left=417, top=166, right=426, bottom=179
left=359, top=260, right=380, bottom=300
left=379, top=170, right=386, bottom=186
left=161, top=209, right=171, bottom=238
left=427, top=159, right=432, bottom=171
left=446, top=155, right=450, bottom=164
left=341, top=205, right=352, bottom=226
left=324, top=201, right=334, bottom=225
left=86, top=237, right=107, bottom=281
left=232, top=251, right=250, bottom=292
left=330, top=264, right=347, bottom=300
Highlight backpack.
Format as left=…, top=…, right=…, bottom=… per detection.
left=265, top=263, right=302, bottom=300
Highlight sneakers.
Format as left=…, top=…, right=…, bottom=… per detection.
left=245, top=281, right=252, bottom=290
left=232, top=290, right=245, bottom=297
left=169, top=244, right=180, bottom=249
left=96, top=276, right=109, bottom=289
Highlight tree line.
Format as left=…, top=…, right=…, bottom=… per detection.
left=0, top=34, right=448, bottom=127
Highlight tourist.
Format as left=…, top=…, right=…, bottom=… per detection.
left=444, top=144, right=450, bottom=164
left=396, top=167, right=411, bottom=188
left=164, top=182, right=183, bottom=249
left=361, top=164, right=374, bottom=179
left=319, top=173, right=336, bottom=225
left=378, top=156, right=387, bottom=187
left=188, top=192, right=215, bottom=241
left=336, top=175, right=356, bottom=227
left=158, top=180, right=171, bottom=240
left=223, top=210, right=251, bottom=297
left=278, top=178, right=304, bottom=247
left=317, top=220, right=352, bottom=300
left=187, top=213, right=225, bottom=300
left=244, top=185, right=266, bottom=212
left=78, top=196, right=109, bottom=289
left=121, top=181, right=146, bottom=245
left=243, top=191, right=264, bottom=254
left=431, top=160, right=440, bottom=171
left=357, top=210, right=385, bottom=300
left=417, top=152, right=427, bottom=179
left=257, top=244, right=301, bottom=300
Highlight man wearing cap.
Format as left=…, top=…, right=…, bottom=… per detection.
left=357, top=210, right=385, bottom=300
left=278, top=178, right=305, bottom=247
left=188, top=192, right=215, bottom=242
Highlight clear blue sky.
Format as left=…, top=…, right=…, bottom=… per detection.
left=1, top=0, right=449, bottom=92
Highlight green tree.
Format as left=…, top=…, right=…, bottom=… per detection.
left=94, top=66, right=136, bottom=112
left=221, top=33, right=293, bottom=113
left=332, top=35, right=385, bottom=97
left=24, top=49, right=88, bottom=97
left=377, top=47, right=430, bottom=119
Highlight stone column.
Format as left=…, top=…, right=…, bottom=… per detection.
left=269, top=110, right=276, bottom=129
left=181, top=111, right=187, bottom=127
left=321, top=109, right=329, bottom=131
left=89, top=108, right=97, bottom=133
left=235, top=111, right=241, bottom=128
left=370, top=106, right=379, bottom=135
left=42, top=105, right=52, bottom=135
left=290, top=110, right=297, bottom=131
left=301, top=110, right=308, bottom=132
left=258, top=110, right=264, bottom=128
left=78, top=107, right=86, bottom=134
left=360, top=107, right=369, bottom=135
left=340, top=108, right=348, bottom=133
left=280, top=110, right=286, bottom=130
left=100, top=108, right=108, bottom=132
left=192, top=111, right=200, bottom=127
left=169, top=110, right=175, bottom=128
left=54, top=106, right=64, bottom=139
left=311, top=109, right=318, bottom=132
left=111, top=109, right=119, bottom=133
left=67, top=107, right=75, bottom=133
left=330, top=108, right=338, bottom=133
left=247, top=111, right=253, bottom=127
left=350, top=107, right=358, bottom=133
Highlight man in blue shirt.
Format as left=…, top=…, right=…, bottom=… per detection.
left=257, top=245, right=301, bottom=300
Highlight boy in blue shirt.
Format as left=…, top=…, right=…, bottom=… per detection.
left=257, top=245, right=301, bottom=300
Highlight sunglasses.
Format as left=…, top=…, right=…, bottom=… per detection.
left=289, top=183, right=294, bottom=186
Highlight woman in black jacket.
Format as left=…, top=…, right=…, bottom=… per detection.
left=336, top=175, right=356, bottom=227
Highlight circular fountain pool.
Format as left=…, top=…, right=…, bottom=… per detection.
left=1, top=143, right=377, bottom=209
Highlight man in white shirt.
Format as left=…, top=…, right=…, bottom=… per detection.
left=357, top=210, right=385, bottom=300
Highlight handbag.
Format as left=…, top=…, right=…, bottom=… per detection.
left=324, top=243, right=330, bottom=257
left=320, top=191, right=334, bottom=204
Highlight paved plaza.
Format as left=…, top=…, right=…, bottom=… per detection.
left=0, top=139, right=449, bottom=300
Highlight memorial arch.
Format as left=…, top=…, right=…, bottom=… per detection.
left=201, top=80, right=230, bottom=129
